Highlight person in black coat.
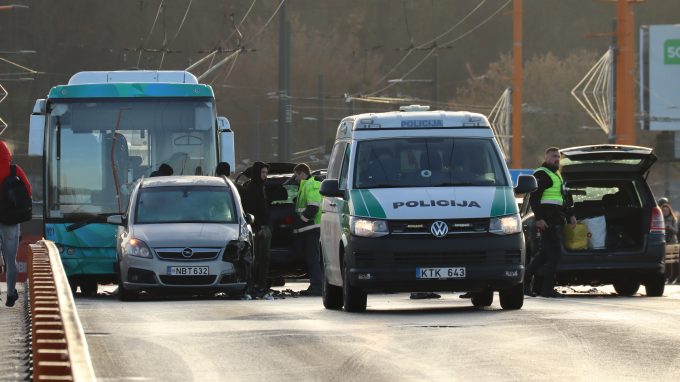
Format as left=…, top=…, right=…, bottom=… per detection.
left=243, top=161, right=271, bottom=296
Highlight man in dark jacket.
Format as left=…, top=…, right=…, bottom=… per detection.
left=243, top=161, right=271, bottom=296
left=0, top=140, right=33, bottom=307
left=149, top=163, right=173, bottom=177
left=525, top=147, right=576, bottom=298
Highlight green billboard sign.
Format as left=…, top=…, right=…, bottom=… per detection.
left=664, top=39, right=680, bottom=64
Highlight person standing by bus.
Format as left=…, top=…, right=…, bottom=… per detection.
left=0, top=140, right=33, bottom=307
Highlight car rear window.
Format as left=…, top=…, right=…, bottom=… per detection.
left=135, top=186, right=237, bottom=224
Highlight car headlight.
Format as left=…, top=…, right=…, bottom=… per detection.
left=239, top=221, right=250, bottom=241
left=350, top=217, right=389, bottom=238
left=489, top=214, right=521, bottom=235
left=124, top=238, right=153, bottom=258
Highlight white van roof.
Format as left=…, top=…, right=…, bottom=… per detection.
left=346, top=106, right=491, bottom=131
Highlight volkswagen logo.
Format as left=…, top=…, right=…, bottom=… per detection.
left=430, top=221, right=449, bottom=238
left=181, top=248, right=193, bottom=258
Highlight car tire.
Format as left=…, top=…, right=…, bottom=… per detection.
left=471, top=288, right=494, bottom=307
left=80, top=280, right=98, bottom=296
left=644, top=273, right=665, bottom=297
left=322, top=270, right=343, bottom=310
left=117, top=267, right=138, bottom=302
left=342, top=259, right=367, bottom=312
left=613, top=280, right=640, bottom=296
left=499, top=283, right=524, bottom=310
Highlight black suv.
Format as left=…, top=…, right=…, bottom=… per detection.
left=235, top=163, right=326, bottom=281
left=520, top=145, right=666, bottom=296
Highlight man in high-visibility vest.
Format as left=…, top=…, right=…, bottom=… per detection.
left=525, top=147, right=576, bottom=298
left=293, top=163, right=323, bottom=296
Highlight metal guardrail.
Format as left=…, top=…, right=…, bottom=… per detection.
left=28, top=240, right=96, bottom=381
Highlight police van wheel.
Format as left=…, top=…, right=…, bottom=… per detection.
left=644, top=273, right=665, bottom=297
left=342, top=260, right=367, bottom=312
left=613, top=280, right=640, bottom=296
left=499, top=283, right=524, bottom=310
left=471, top=289, right=493, bottom=307
left=322, top=272, right=343, bottom=310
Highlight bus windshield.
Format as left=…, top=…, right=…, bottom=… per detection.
left=46, top=98, right=217, bottom=218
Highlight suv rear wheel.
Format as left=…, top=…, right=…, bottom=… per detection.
left=613, top=280, right=640, bottom=296
left=499, top=283, right=524, bottom=310
left=342, top=259, right=367, bottom=312
left=644, top=273, right=665, bottom=297
left=471, top=288, right=493, bottom=307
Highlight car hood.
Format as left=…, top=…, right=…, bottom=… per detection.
left=131, top=223, right=239, bottom=247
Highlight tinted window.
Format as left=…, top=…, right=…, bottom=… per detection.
left=328, top=142, right=347, bottom=179
left=353, top=137, right=508, bottom=189
left=135, top=186, right=236, bottom=224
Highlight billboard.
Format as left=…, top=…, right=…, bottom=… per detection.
left=640, top=25, right=680, bottom=131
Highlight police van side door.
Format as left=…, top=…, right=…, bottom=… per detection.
left=321, top=141, right=349, bottom=285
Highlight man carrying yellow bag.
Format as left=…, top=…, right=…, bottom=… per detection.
left=564, top=223, right=588, bottom=250
left=524, top=147, right=577, bottom=298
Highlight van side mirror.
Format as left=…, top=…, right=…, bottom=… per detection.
left=106, top=215, right=126, bottom=226
left=244, top=213, right=255, bottom=225
left=514, top=175, right=537, bottom=194
left=320, top=179, right=344, bottom=197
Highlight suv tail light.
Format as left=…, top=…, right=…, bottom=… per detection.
left=282, top=215, right=294, bottom=225
left=650, top=207, right=665, bottom=234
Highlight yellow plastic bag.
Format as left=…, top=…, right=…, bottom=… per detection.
left=564, top=223, right=588, bottom=250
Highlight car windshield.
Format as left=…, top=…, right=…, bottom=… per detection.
left=353, top=137, right=508, bottom=189
left=135, top=186, right=236, bottom=224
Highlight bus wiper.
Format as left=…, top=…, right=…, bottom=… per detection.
left=435, top=181, right=478, bottom=186
left=65, top=213, right=116, bottom=232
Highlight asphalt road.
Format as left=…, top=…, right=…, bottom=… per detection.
left=76, top=283, right=680, bottom=382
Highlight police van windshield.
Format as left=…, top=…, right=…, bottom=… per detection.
left=353, top=137, right=508, bottom=189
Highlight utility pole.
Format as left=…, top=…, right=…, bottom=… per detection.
left=511, top=0, right=523, bottom=168
left=614, top=0, right=641, bottom=145
left=277, top=2, right=291, bottom=162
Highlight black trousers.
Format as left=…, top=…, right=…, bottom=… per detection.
left=525, top=224, right=563, bottom=295
left=294, top=228, right=321, bottom=290
left=253, top=226, right=272, bottom=288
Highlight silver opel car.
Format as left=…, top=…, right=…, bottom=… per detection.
left=107, top=176, right=253, bottom=301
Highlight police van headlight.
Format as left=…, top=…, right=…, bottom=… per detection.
left=350, top=217, right=389, bottom=238
left=489, top=214, right=521, bottom=235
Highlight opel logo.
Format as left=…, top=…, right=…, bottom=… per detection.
left=181, top=248, right=193, bottom=258
left=431, top=221, right=449, bottom=238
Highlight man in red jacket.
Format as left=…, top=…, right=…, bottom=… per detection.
left=0, top=140, right=32, bottom=307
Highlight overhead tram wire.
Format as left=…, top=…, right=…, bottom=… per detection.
left=199, top=0, right=286, bottom=84
left=136, top=0, right=165, bottom=68
left=159, top=0, right=194, bottom=69
left=356, top=0, right=488, bottom=97
left=355, top=0, right=511, bottom=102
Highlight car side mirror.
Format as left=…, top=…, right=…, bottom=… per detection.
left=245, top=213, right=255, bottom=225
left=514, top=175, right=537, bottom=194
left=106, top=215, right=126, bottom=226
left=320, top=179, right=344, bottom=197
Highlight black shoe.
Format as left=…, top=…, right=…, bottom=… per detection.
left=523, top=288, right=537, bottom=297
left=459, top=292, right=473, bottom=299
left=301, top=287, right=322, bottom=296
left=5, top=290, right=18, bottom=307
left=541, top=290, right=564, bottom=298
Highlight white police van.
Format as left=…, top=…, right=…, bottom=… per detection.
left=319, top=105, right=537, bottom=312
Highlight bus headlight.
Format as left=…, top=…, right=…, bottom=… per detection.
left=489, top=214, right=521, bottom=235
left=350, top=217, right=389, bottom=238
left=125, top=238, right=152, bottom=258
